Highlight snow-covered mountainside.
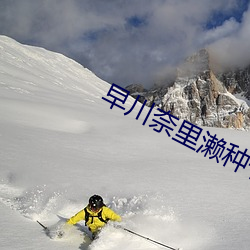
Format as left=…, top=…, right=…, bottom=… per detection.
left=0, top=36, right=250, bottom=250
left=218, top=65, right=250, bottom=101
left=126, top=49, right=250, bottom=130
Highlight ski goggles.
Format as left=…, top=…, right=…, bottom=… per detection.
left=89, top=204, right=101, bottom=212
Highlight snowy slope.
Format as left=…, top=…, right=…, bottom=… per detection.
left=0, top=36, right=250, bottom=250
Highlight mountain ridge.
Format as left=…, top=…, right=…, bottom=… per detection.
left=126, top=49, right=250, bottom=130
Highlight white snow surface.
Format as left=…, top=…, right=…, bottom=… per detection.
left=0, top=35, right=250, bottom=250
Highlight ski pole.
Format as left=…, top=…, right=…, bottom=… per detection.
left=122, top=227, right=180, bottom=250
left=37, top=220, right=48, bottom=231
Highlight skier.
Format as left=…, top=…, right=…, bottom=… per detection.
left=66, top=194, right=122, bottom=239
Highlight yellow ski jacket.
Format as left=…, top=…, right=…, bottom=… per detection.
left=67, top=206, right=121, bottom=233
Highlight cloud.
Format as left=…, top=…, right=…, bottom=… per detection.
left=0, top=0, right=249, bottom=87
left=200, top=18, right=240, bottom=45
left=209, top=4, right=250, bottom=69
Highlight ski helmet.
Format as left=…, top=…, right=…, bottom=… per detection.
left=89, top=195, right=104, bottom=210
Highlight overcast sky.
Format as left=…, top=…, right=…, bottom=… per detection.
left=0, top=0, right=249, bottom=87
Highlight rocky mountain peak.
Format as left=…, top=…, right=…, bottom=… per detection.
left=177, top=48, right=210, bottom=78
left=126, top=49, right=250, bottom=130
